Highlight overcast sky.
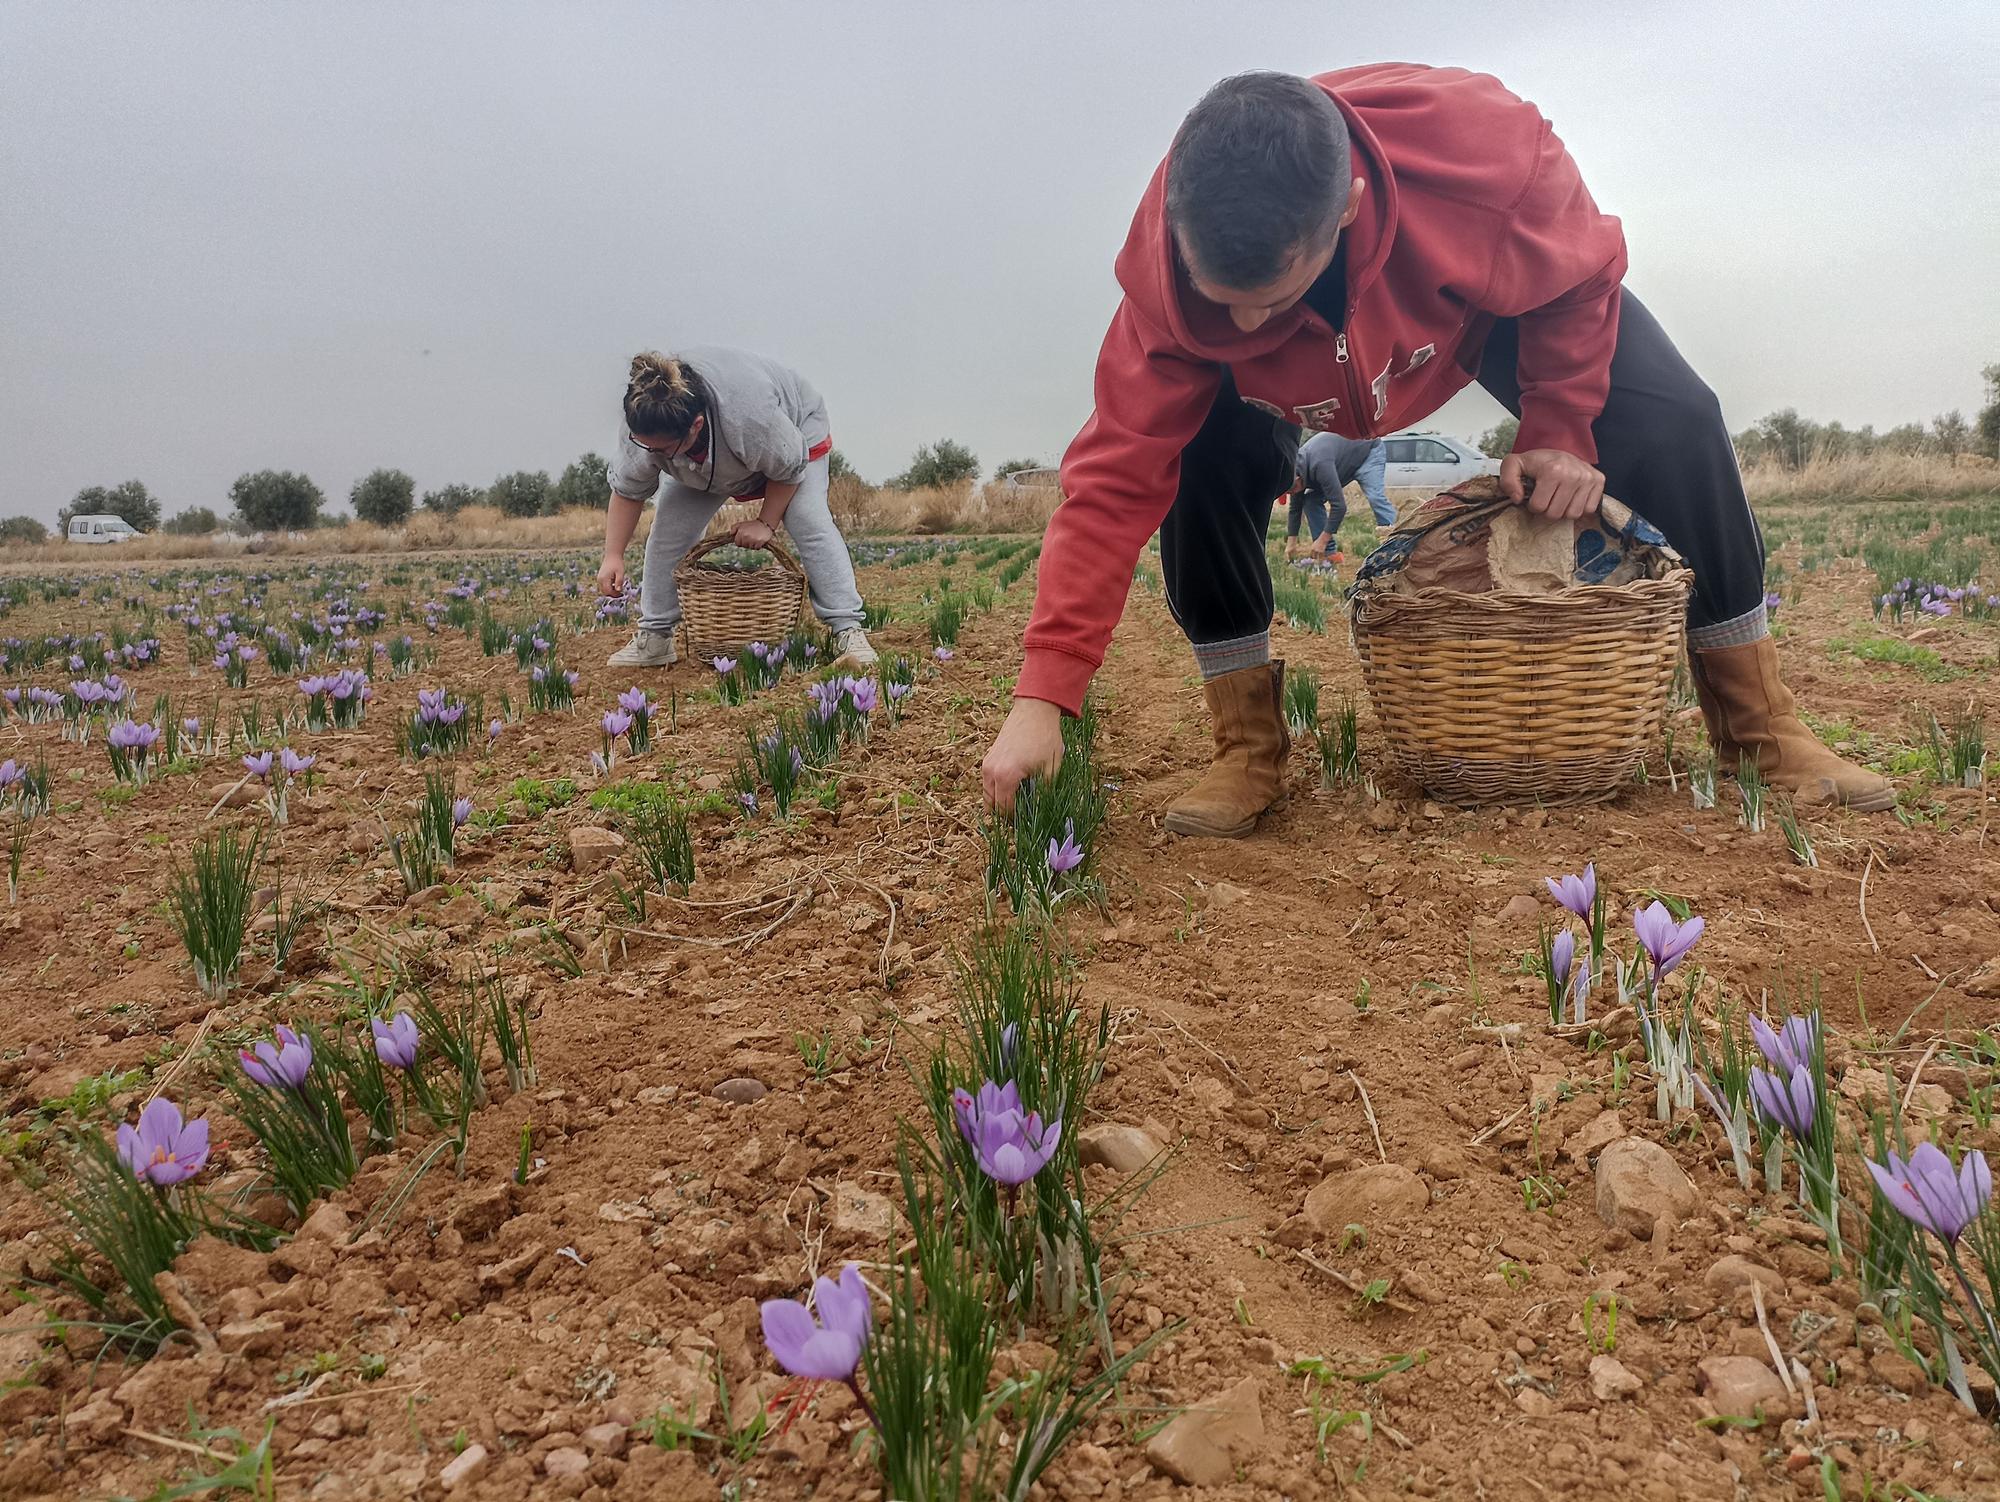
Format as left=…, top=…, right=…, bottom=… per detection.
left=3, top=1, right=1994, bottom=525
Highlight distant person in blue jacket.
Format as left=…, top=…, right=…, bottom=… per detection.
left=1284, top=432, right=1394, bottom=560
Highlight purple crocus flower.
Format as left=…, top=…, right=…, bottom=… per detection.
left=1867, top=1143, right=1992, bottom=1246
left=953, top=1079, right=1023, bottom=1143
left=712, top=656, right=736, bottom=674
left=1046, top=820, right=1084, bottom=875
left=1750, top=1014, right=1817, bottom=1075
left=847, top=678, right=880, bottom=715
left=1550, top=929, right=1576, bottom=987
left=242, top=751, right=274, bottom=780
left=182, top=717, right=202, bottom=740
left=108, top=719, right=158, bottom=751
left=602, top=709, right=634, bottom=739
left=452, top=796, right=473, bottom=827
left=488, top=718, right=504, bottom=744
left=737, top=790, right=759, bottom=814
left=563, top=670, right=580, bottom=691
left=371, top=1012, right=419, bottom=1071
left=887, top=681, right=912, bottom=703
left=116, top=1098, right=210, bottom=1187
left=240, top=1024, right=313, bottom=1089
left=1632, top=901, right=1705, bottom=977
left=969, top=1104, right=1064, bottom=1186
left=760, top=1263, right=873, bottom=1381
left=279, top=747, right=315, bottom=776
left=1544, top=864, right=1596, bottom=921
left=0, top=760, right=23, bottom=790
left=617, top=687, right=649, bottom=714
left=999, top=1022, right=1020, bottom=1074
left=934, top=647, right=954, bottom=662
left=1749, top=1063, right=1816, bottom=1137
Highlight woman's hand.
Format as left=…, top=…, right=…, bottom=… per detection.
left=733, top=519, right=776, bottom=550
left=597, top=555, right=627, bottom=597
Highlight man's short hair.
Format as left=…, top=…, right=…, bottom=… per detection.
left=1166, top=72, right=1351, bottom=290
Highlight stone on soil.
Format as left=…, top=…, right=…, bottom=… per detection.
left=832, top=1180, right=894, bottom=1239
left=1304, top=1163, right=1429, bottom=1233
left=1697, top=1355, right=1791, bottom=1419
left=1703, top=1254, right=1787, bottom=1305
left=567, top=826, right=626, bottom=874
left=1143, top=1375, right=1264, bottom=1486
left=1500, top=893, right=1542, bottom=922
left=712, top=1077, right=768, bottom=1104
left=542, top=1446, right=589, bottom=1478
left=439, top=1443, right=489, bottom=1490
left=1589, top=1354, right=1643, bottom=1401
left=1593, top=1137, right=1697, bottom=1238
left=1078, top=1122, right=1166, bottom=1175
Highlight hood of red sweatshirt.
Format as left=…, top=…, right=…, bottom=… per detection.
left=1113, top=80, right=1399, bottom=364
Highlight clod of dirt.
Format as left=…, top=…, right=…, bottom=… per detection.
left=1697, top=1355, right=1792, bottom=1419
left=567, top=826, right=626, bottom=874
left=1589, top=1354, right=1644, bottom=1401
left=298, top=1201, right=351, bottom=1242
left=215, top=1315, right=285, bottom=1356
left=1303, top=1162, right=1429, bottom=1232
left=1965, top=957, right=2000, bottom=998
left=1079, top=1122, right=1169, bottom=1175
left=439, top=1443, right=490, bottom=1491
left=580, top=1422, right=629, bottom=1458
left=1561, top=1109, right=1627, bottom=1164
left=712, top=1077, right=768, bottom=1105
left=542, top=1447, right=589, bottom=1479
left=1593, top=1137, right=1697, bottom=1238
left=1703, top=1254, right=1787, bottom=1306
left=1500, top=893, right=1542, bottom=922
left=1143, top=1374, right=1265, bottom=1486
left=63, top=1394, right=126, bottom=1448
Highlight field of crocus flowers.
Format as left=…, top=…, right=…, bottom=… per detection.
left=2, top=493, right=2000, bottom=1502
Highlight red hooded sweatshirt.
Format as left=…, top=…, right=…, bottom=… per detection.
left=1019, top=63, right=1627, bottom=713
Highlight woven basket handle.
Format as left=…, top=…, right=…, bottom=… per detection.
left=679, top=532, right=806, bottom=578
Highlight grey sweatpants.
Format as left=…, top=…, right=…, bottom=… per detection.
left=638, top=456, right=865, bottom=636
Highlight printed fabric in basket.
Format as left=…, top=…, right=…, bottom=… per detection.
left=1349, top=475, right=1684, bottom=602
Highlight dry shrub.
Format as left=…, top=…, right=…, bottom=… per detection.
left=1742, top=450, right=2000, bottom=504
left=0, top=506, right=628, bottom=568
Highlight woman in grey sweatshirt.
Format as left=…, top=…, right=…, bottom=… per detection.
left=598, top=347, right=875, bottom=669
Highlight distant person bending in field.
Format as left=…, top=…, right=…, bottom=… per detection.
left=980, top=65, right=1894, bottom=836
left=597, top=348, right=877, bottom=670
left=1284, top=431, right=1393, bottom=561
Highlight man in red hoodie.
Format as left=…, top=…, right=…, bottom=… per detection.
left=980, top=65, right=1893, bottom=831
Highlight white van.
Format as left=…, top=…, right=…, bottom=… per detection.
left=67, top=514, right=140, bottom=544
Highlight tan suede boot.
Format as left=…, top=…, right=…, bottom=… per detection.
left=1690, top=637, right=1896, bottom=812
left=1163, top=662, right=1290, bottom=838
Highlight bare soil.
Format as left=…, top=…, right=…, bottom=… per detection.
left=1, top=538, right=1997, bottom=1501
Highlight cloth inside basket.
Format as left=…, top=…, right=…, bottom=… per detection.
left=1349, top=475, right=1683, bottom=600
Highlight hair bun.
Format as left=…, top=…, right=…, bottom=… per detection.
left=628, top=351, right=691, bottom=399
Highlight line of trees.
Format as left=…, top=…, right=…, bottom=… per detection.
left=14, top=452, right=619, bottom=543
left=1477, top=365, right=2000, bottom=468
left=19, top=437, right=1044, bottom=543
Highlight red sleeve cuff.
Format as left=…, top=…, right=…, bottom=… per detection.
left=1514, top=403, right=1601, bottom=465
left=1014, top=645, right=1097, bottom=717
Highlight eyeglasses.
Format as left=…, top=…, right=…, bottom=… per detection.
left=628, top=433, right=688, bottom=456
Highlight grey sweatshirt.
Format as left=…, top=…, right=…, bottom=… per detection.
left=1295, top=431, right=1382, bottom=498
left=607, top=346, right=831, bottom=501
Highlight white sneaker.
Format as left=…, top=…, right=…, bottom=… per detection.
left=830, top=626, right=879, bottom=670
left=607, top=628, right=678, bottom=668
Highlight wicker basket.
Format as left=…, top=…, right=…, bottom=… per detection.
left=1350, top=504, right=1692, bottom=807
left=674, top=535, right=808, bottom=661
